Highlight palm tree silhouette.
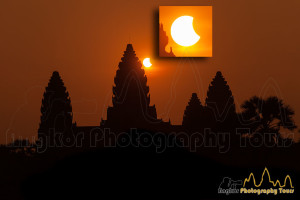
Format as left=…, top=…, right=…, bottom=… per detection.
left=241, top=96, right=296, bottom=143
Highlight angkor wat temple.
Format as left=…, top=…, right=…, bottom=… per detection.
left=38, top=44, right=176, bottom=147
left=102, top=44, right=170, bottom=130
left=38, top=43, right=236, bottom=147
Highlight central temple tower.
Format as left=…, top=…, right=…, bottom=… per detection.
left=103, top=44, right=158, bottom=129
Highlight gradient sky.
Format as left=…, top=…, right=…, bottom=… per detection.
left=1, top=0, right=300, bottom=143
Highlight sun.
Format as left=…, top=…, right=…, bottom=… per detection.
left=171, top=16, right=200, bottom=47
left=143, top=58, right=152, bottom=68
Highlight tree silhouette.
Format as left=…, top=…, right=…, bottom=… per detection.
left=38, top=71, right=73, bottom=145
left=205, top=71, right=236, bottom=131
left=241, top=96, right=296, bottom=143
left=104, top=44, right=157, bottom=129
left=182, top=93, right=205, bottom=131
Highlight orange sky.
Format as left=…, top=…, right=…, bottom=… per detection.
left=1, top=0, right=300, bottom=143
left=160, top=6, right=212, bottom=57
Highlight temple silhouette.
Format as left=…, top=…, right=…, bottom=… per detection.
left=37, top=43, right=296, bottom=150
left=36, top=43, right=244, bottom=146
left=38, top=44, right=174, bottom=146
left=159, top=23, right=175, bottom=57
left=103, top=44, right=161, bottom=129
left=38, top=71, right=75, bottom=146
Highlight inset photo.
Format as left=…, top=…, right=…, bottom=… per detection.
left=159, top=6, right=212, bottom=57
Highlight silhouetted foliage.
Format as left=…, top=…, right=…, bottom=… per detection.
left=38, top=71, right=73, bottom=145
left=182, top=93, right=205, bottom=131
left=241, top=96, right=296, bottom=143
left=205, top=71, right=236, bottom=131
left=104, top=44, right=158, bottom=129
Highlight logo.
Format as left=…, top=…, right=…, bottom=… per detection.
left=218, top=167, right=295, bottom=196
left=218, top=177, right=242, bottom=195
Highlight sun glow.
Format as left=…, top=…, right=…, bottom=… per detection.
left=143, top=58, right=152, bottom=68
left=171, top=16, right=200, bottom=47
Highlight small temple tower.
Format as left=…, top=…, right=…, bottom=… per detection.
left=103, top=44, right=158, bottom=129
left=38, top=71, right=74, bottom=145
left=159, top=23, right=176, bottom=57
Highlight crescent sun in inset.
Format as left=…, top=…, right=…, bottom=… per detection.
left=171, top=16, right=200, bottom=47
left=143, top=58, right=152, bottom=68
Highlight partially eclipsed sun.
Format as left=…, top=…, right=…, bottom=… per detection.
left=171, top=16, right=200, bottom=47
left=143, top=58, right=152, bottom=68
